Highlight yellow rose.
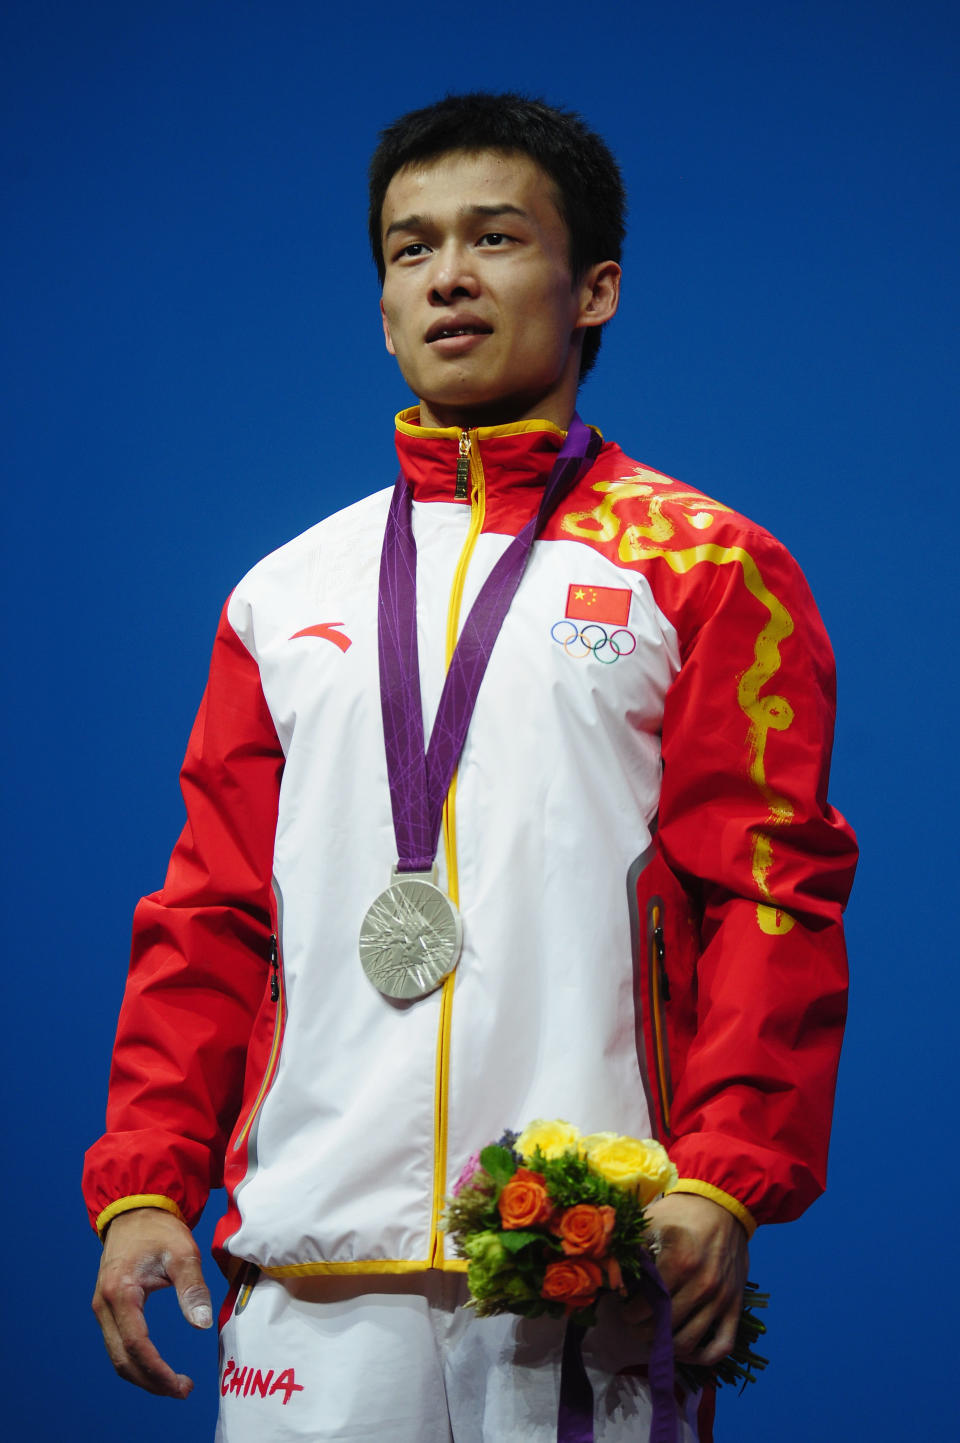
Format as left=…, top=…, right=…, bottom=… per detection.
left=516, top=1118, right=582, bottom=1162
left=580, top=1133, right=678, bottom=1204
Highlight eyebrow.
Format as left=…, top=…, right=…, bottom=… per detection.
left=383, top=203, right=530, bottom=241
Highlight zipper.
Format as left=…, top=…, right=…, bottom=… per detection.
left=455, top=431, right=471, bottom=500
left=233, top=929, right=285, bottom=1151
left=647, top=901, right=673, bottom=1135
left=429, top=428, right=485, bottom=1265
left=269, top=933, right=280, bottom=1002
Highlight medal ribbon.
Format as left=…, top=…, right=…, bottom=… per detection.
left=378, top=415, right=601, bottom=872
left=557, top=1252, right=678, bottom=1443
left=635, top=1248, right=681, bottom=1443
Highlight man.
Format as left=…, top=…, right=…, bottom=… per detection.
left=85, top=94, right=856, bottom=1441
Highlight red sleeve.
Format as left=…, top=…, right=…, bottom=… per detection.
left=648, top=527, right=857, bottom=1225
left=82, top=598, right=284, bottom=1233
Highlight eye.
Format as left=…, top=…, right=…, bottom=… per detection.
left=393, top=241, right=431, bottom=261
left=477, top=232, right=509, bottom=247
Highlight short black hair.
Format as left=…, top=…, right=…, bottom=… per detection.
left=368, top=92, right=626, bottom=379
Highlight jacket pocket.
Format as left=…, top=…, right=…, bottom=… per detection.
left=232, top=930, right=285, bottom=1155
left=628, top=841, right=700, bottom=1142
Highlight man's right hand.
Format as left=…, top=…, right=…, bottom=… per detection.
left=92, top=1207, right=213, bottom=1397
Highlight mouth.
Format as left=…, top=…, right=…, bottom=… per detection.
left=425, top=320, right=493, bottom=344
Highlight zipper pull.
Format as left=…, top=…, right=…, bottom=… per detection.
left=455, top=431, right=471, bottom=501
left=269, top=933, right=280, bottom=1002
left=651, top=909, right=670, bottom=1001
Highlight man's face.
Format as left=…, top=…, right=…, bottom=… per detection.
left=379, top=150, right=612, bottom=430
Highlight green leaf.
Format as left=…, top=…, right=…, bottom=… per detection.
left=499, top=1230, right=542, bottom=1253
left=480, top=1145, right=517, bottom=1186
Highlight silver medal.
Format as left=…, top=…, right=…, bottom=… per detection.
left=359, top=866, right=463, bottom=1000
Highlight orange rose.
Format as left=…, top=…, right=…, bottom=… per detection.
left=541, top=1258, right=604, bottom=1309
left=557, top=1204, right=616, bottom=1258
left=497, top=1168, right=554, bottom=1229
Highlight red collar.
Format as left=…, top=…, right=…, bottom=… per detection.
left=394, top=406, right=580, bottom=536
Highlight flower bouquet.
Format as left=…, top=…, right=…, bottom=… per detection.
left=443, top=1119, right=767, bottom=1396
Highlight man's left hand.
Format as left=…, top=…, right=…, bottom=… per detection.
left=621, top=1191, right=749, bottom=1366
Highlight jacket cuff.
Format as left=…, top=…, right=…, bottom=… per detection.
left=664, top=1178, right=758, bottom=1239
left=95, top=1194, right=187, bottom=1241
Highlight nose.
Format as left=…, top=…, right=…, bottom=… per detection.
left=428, top=243, right=480, bottom=305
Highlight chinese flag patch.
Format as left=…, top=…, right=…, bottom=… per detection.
left=565, top=584, right=632, bottom=625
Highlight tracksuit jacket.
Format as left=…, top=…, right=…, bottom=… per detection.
left=84, top=410, right=857, bottom=1282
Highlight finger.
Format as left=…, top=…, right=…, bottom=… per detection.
left=163, top=1247, right=213, bottom=1329
left=671, top=1302, right=716, bottom=1361
left=689, top=1296, right=741, bottom=1367
left=671, top=1288, right=741, bottom=1365
left=669, top=1268, right=721, bottom=1325
left=649, top=1236, right=700, bottom=1299
left=94, top=1280, right=194, bottom=1398
left=619, top=1295, right=653, bottom=1327
left=667, top=1272, right=724, bottom=1359
left=100, top=1311, right=193, bottom=1397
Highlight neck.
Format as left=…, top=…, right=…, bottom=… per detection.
left=420, top=397, right=576, bottom=432
left=417, top=369, right=580, bottom=432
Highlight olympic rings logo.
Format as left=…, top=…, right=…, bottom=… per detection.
left=550, top=619, right=637, bottom=663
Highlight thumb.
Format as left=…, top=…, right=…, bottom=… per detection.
left=165, top=1249, right=213, bottom=1330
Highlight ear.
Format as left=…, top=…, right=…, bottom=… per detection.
left=380, top=297, right=396, bottom=357
left=574, top=261, right=621, bottom=332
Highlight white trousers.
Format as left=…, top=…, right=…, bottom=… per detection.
left=215, top=1270, right=701, bottom=1442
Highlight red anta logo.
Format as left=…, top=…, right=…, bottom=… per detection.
left=289, top=621, right=352, bottom=652
left=220, top=1357, right=304, bottom=1405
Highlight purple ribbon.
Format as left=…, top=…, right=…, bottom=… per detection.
left=378, top=416, right=601, bottom=872
left=635, top=1249, right=680, bottom=1443
left=557, top=1251, right=678, bottom=1443
left=558, top=1323, right=595, bottom=1443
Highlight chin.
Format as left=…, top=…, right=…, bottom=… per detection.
left=416, top=387, right=502, bottom=426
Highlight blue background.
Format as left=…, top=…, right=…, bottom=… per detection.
left=3, top=1, right=957, bottom=1437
